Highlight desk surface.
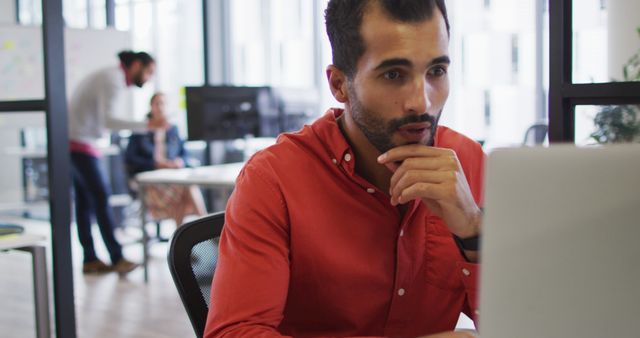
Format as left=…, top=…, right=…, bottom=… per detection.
left=0, top=234, right=46, bottom=250
left=135, top=162, right=245, bottom=188
left=4, top=144, right=120, bottom=158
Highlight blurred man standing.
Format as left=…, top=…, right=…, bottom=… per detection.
left=69, top=50, right=164, bottom=275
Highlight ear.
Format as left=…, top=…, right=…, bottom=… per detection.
left=326, top=65, right=350, bottom=103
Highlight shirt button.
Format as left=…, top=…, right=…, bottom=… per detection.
left=397, top=288, right=405, bottom=296
left=462, top=268, right=471, bottom=276
left=399, top=229, right=404, bottom=237
left=366, top=188, right=375, bottom=194
left=332, top=158, right=337, bottom=164
left=344, top=153, right=352, bottom=162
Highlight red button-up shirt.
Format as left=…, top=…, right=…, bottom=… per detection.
left=205, top=109, right=485, bottom=338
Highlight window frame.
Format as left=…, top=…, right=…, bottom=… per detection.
left=548, top=0, right=640, bottom=143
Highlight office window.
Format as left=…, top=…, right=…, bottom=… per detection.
left=572, top=0, right=608, bottom=83
left=63, top=0, right=107, bottom=28
left=444, top=0, right=546, bottom=149
left=63, top=0, right=89, bottom=28
left=17, top=0, right=106, bottom=28
left=229, top=0, right=268, bottom=86
left=17, top=0, right=42, bottom=25
left=575, top=105, right=640, bottom=145
left=573, top=0, right=640, bottom=84
left=228, top=0, right=316, bottom=89
left=114, top=0, right=205, bottom=131
left=549, top=0, right=640, bottom=142
left=270, top=0, right=315, bottom=88
left=89, top=0, right=106, bottom=29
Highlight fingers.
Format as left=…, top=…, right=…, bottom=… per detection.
left=389, top=157, right=458, bottom=189
left=378, top=144, right=463, bottom=207
left=378, top=145, right=454, bottom=164
left=390, top=171, right=453, bottom=203
left=392, top=182, right=450, bottom=206
left=388, top=157, right=460, bottom=206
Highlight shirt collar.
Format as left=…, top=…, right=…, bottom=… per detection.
left=311, top=108, right=424, bottom=217
left=311, top=108, right=356, bottom=175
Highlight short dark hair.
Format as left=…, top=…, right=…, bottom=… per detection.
left=325, top=0, right=450, bottom=78
left=118, top=50, right=155, bottom=68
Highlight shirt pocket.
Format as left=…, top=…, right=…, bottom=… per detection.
left=423, top=216, right=464, bottom=291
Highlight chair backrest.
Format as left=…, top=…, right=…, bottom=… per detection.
left=168, top=211, right=225, bottom=338
left=522, top=123, right=548, bottom=146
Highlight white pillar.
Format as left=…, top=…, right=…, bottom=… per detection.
left=607, top=0, right=640, bottom=81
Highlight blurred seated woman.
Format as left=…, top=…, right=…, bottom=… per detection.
left=125, top=93, right=206, bottom=226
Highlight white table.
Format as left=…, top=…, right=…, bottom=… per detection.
left=134, top=162, right=244, bottom=282
left=0, top=234, right=50, bottom=338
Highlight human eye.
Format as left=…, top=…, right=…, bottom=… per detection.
left=428, top=65, right=448, bottom=78
left=383, top=70, right=402, bottom=80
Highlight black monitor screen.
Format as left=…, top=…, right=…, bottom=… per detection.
left=186, top=86, right=280, bottom=141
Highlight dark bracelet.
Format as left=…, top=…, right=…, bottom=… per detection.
left=453, top=234, right=481, bottom=251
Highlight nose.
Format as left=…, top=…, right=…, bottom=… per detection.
left=404, top=78, right=431, bottom=115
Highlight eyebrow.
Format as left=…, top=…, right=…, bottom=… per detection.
left=373, top=55, right=451, bottom=71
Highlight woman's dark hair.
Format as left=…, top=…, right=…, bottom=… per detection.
left=325, top=0, right=450, bottom=78
left=118, top=50, right=155, bottom=68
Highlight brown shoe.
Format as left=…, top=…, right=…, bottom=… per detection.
left=83, top=259, right=113, bottom=274
left=112, top=258, right=140, bottom=275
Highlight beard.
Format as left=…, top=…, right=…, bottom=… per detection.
left=347, top=83, right=441, bottom=154
left=133, top=70, right=146, bottom=88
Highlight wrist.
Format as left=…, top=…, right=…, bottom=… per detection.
left=453, top=207, right=482, bottom=239
left=452, top=207, right=482, bottom=257
left=453, top=233, right=480, bottom=251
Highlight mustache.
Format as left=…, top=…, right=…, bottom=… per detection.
left=387, top=113, right=437, bottom=132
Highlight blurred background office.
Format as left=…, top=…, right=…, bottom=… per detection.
left=0, top=0, right=638, bottom=337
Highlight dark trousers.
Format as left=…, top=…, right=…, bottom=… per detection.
left=71, top=151, right=123, bottom=264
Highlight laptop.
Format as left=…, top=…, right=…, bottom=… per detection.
left=478, top=145, right=640, bottom=338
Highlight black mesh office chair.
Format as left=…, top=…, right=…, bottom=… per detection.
left=168, top=211, right=225, bottom=338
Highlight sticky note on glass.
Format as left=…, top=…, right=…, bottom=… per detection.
left=2, top=40, right=15, bottom=50
left=179, top=87, right=187, bottom=109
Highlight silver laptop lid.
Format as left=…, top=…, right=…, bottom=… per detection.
left=479, top=145, right=640, bottom=338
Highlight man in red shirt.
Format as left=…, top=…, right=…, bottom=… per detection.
left=205, top=1, right=484, bottom=337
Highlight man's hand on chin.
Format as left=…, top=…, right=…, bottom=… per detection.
left=377, top=144, right=482, bottom=239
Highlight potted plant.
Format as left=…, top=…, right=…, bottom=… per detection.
left=590, top=27, right=640, bottom=144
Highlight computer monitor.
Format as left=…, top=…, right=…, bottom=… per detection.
left=185, top=86, right=281, bottom=141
